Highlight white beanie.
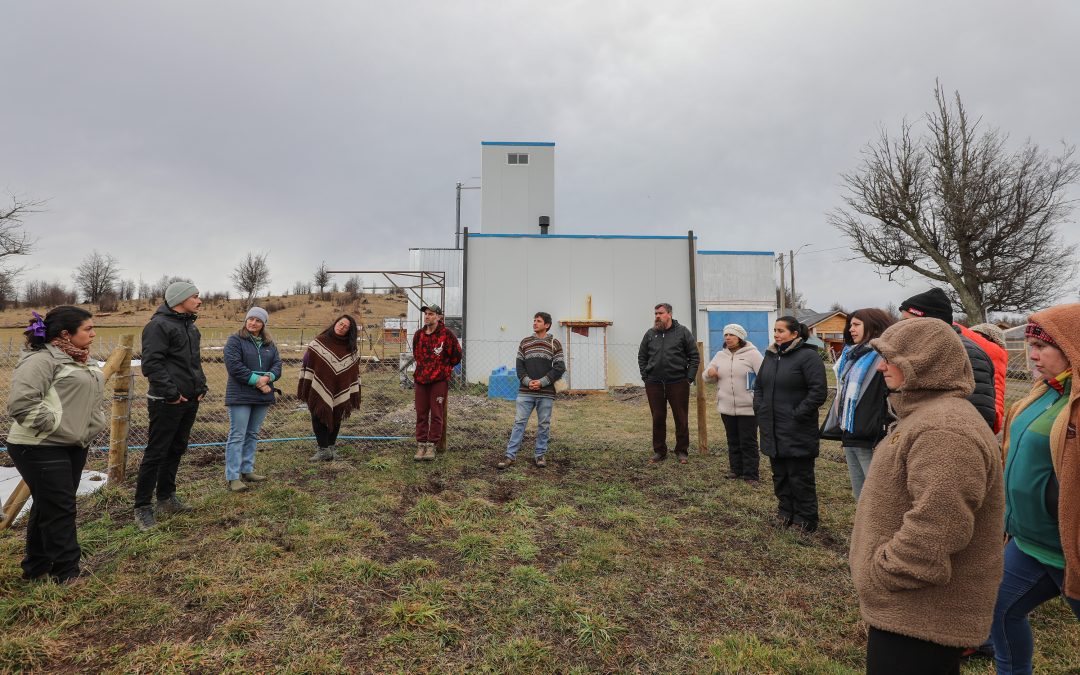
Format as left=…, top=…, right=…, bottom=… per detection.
left=723, top=323, right=748, bottom=340
left=245, top=306, right=269, bottom=325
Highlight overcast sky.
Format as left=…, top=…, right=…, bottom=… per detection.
left=3, top=1, right=1078, bottom=314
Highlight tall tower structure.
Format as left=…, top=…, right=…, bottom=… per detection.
left=479, top=141, right=555, bottom=234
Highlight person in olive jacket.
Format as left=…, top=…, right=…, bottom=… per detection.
left=133, top=281, right=208, bottom=531
left=638, top=303, right=699, bottom=464
left=753, top=316, right=828, bottom=532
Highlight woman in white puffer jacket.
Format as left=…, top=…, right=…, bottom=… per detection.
left=704, top=324, right=764, bottom=483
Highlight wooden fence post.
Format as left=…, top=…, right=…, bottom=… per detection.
left=107, top=334, right=134, bottom=484
left=1, top=337, right=134, bottom=533
left=696, top=340, right=708, bottom=454
left=436, top=392, right=448, bottom=453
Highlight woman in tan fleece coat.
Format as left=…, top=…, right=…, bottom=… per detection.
left=849, top=318, right=1004, bottom=674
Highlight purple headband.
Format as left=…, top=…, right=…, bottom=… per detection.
left=26, top=311, right=46, bottom=339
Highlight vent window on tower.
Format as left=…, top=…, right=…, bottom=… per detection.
left=507, top=153, right=529, bottom=165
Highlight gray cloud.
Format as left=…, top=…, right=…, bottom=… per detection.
left=3, top=1, right=1077, bottom=312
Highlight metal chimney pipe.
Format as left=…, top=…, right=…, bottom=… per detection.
left=539, top=216, right=550, bottom=235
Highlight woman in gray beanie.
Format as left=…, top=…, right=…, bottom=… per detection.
left=222, top=307, right=281, bottom=492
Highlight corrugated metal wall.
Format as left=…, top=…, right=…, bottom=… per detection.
left=464, top=235, right=693, bottom=386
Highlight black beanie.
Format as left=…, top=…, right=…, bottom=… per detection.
left=899, top=288, right=953, bottom=324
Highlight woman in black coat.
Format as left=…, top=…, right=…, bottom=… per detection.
left=753, top=316, right=828, bottom=532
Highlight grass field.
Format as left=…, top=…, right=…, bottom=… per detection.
left=2, top=386, right=1077, bottom=673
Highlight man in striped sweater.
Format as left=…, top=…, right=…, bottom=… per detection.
left=497, top=312, right=566, bottom=469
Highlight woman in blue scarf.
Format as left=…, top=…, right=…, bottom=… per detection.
left=823, top=308, right=895, bottom=500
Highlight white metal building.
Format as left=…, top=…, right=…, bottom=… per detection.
left=463, top=233, right=695, bottom=390
left=480, top=142, right=555, bottom=235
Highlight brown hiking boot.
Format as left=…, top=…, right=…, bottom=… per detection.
left=422, top=444, right=437, bottom=461
left=414, top=443, right=425, bottom=461
left=228, top=479, right=249, bottom=493
left=534, top=455, right=547, bottom=468
left=649, top=451, right=667, bottom=463
left=496, top=457, right=515, bottom=470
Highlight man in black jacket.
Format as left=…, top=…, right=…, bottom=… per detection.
left=898, top=289, right=996, bottom=430
left=134, top=281, right=208, bottom=531
left=638, top=303, right=699, bottom=464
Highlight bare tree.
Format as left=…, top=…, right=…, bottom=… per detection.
left=831, top=83, right=1080, bottom=323
left=292, top=280, right=311, bottom=296
left=73, top=250, right=121, bottom=304
left=149, top=275, right=192, bottom=302
left=23, top=280, right=76, bottom=307
left=0, top=196, right=40, bottom=286
left=230, top=252, right=271, bottom=307
left=313, top=262, right=330, bottom=299
left=343, top=274, right=363, bottom=301
left=775, top=286, right=805, bottom=313
left=116, top=279, right=136, bottom=301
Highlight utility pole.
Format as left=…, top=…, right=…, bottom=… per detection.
left=778, top=254, right=787, bottom=316
left=789, top=250, right=797, bottom=310
left=455, top=181, right=481, bottom=250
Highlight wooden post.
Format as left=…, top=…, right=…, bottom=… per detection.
left=436, top=392, right=448, bottom=453
left=0, top=480, right=31, bottom=531
left=107, top=334, right=134, bottom=484
left=1, top=337, right=134, bottom=533
left=696, top=341, right=708, bottom=454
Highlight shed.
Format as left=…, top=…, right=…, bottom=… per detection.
left=795, top=309, right=848, bottom=357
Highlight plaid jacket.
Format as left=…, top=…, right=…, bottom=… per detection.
left=412, top=322, right=462, bottom=384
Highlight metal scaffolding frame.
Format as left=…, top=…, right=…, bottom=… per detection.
left=324, top=270, right=446, bottom=315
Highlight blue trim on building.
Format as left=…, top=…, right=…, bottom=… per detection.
left=481, top=141, right=556, bottom=147
left=469, top=233, right=695, bottom=240
left=698, top=250, right=774, bottom=256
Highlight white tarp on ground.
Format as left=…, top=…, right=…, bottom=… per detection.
left=0, top=466, right=109, bottom=524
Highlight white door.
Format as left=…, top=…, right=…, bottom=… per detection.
left=567, top=327, right=606, bottom=390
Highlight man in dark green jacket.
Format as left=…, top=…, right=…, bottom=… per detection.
left=638, top=303, right=699, bottom=464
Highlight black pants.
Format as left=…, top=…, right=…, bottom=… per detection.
left=645, top=380, right=690, bottom=456
left=311, top=413, right=341, bottom=447
left=769, top=456, right=818, bottom=530
left=135, top=399, right=199, bottom=508
left=721, top=413, right=759, bottom=479
left=867, top=627, right=962, bottom=674
left=7, top=444, right=88, bottom=581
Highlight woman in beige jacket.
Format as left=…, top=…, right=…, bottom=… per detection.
left=850, top=318, right=1004, bottom=674
left=704, top=324, right=763, bottom=482
left=6, top=306, right=108, bottom=583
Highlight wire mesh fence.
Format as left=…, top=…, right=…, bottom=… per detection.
left=0, top=327, right=1041, bottom=457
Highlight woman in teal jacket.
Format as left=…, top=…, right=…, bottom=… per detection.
left=222, top=307, right=282, bottom=492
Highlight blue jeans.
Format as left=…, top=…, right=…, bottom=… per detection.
left=991, top=539, right=1080, bottom=674
left=843, top=446, right=873, bottom=501
left=505, top=394, right=553, bottom=459
left=225, top=404, right=270, bottom=481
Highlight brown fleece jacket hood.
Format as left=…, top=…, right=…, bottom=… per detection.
left=850, top=318, right=1004, bottom=646
left=1006, top=302, right=1080, bottom=599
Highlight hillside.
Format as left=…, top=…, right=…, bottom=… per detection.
left=0, top=292, right=409, bottom=330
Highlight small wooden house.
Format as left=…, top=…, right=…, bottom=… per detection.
left=382, top=318, right=408, bottom=344
left=795, top=309, right=848, bottom=357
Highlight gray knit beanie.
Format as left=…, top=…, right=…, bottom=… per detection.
left=165, top=281, right=200, bottom=308
left=245, top=306, right=269, bottom=325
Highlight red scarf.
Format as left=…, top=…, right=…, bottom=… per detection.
left=50, top=336, right=90, bottom=363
